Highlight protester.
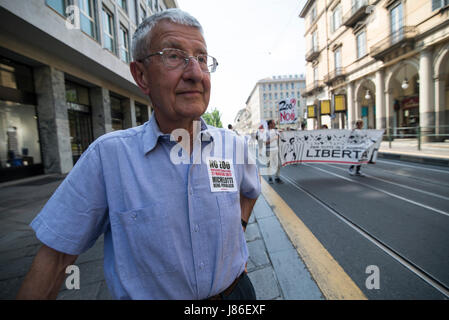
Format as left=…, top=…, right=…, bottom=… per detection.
left=266, top=120, right=282, bottom=184
left=348, top=119, right=365, bottom=177
left=17, top=9, right=260, bottom=300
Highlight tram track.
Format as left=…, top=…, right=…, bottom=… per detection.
left=279, top=172, right=449, bottom=299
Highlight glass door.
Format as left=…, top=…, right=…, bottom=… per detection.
left=69, top=110, right=93, bottom=164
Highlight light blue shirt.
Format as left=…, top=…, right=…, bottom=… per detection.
left=30, top=115, right=260, bottom=300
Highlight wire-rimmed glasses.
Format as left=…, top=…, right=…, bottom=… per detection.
left=139, top=48, right=218, bottom=73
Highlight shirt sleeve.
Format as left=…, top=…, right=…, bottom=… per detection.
left=30, top=143, right=109, bottom=255
left=239, top=135, right=261, bottom=199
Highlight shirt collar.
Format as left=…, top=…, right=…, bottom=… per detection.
left=142, top=113, right=211, bottom=155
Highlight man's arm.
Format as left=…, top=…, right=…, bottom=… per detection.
left=240, top=194, right=258, bottom=232
left=16, top=245, right=78, bottom=300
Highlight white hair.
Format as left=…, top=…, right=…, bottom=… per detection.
left=131, top=8, right=204, bottom=62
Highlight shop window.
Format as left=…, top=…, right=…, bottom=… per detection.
left=66, top=81, right=93, bottom=164
left=110, top=96, right=124, bottom=130
left=0, top=59, right=42, bottom=180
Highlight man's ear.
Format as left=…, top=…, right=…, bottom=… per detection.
left=130, top=61, right=150, bottom=95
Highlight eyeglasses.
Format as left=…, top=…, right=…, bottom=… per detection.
left=139, top=48, right=219, bottom=73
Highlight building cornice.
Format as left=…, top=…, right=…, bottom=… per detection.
left=299, top=0, right=315, bottom=18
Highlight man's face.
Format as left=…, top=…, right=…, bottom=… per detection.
left=131, top=21, right=211, bottom=127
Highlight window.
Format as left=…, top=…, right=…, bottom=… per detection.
left=102, top=7, right=115, bottom=53
left=390, top=3, right=404, bottom=43
left=356, top=30, right=366, bottom=59
left=313, top=67, right=318, bottom=82
left=311, top=30, right=318, bottom=51
left=79, top=0, right=97, bottom=39
left=116, top=0, right=127, bottom=13
left=119, top=24, right=129, bottom=63
left=310, top=4, right=317, bottom=25
left=334, top=47, right=342, bottom=71
left=332, top=5, right=342, bottom=32
left=291, top=83, right=294, bottom=89
left=432, top=0, right=449, bottom=11
left=46, top=0, right=71, bottom=16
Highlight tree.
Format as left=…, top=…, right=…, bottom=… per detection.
left=202, top=108, right=223, bottom=128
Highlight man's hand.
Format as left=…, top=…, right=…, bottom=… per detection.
left=16, top=245, right=78, bottom=300
left=240, top=194, right=258, bottom=232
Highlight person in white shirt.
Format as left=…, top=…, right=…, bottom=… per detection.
left=266, top=120, right=282, bottom=184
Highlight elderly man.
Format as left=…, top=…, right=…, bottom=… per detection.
left=17, top=9, right=260, bottom=300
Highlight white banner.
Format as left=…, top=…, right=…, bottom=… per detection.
left=279, top=129, right=384, bottom=166
left=279, top=98, right=297, bottom=125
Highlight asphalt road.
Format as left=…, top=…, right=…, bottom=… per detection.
left=266, top=158, right=449, bottom=300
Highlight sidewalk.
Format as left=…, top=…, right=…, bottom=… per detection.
left=378, top=139, right=449, bottom=166
left=0, top=174, right=322, bottom=300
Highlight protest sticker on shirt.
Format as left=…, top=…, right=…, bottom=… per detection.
left=206, top=157, right=237, bottom=192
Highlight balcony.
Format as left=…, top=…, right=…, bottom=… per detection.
left=304, top=80, right=324, bottom=96
left=305, top=45, right=320, bottom=62
left=343, top=0, right=371, bottom=28
left=370, top=26, right=417, bottom=61
left=324, top=68, right=346, bottom=85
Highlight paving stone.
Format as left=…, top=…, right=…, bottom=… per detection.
left=247, top=267, right=282, bottom=300
left=270, top=249, right=323, bottom=300
left=257, top=215, right=294, bottom=254
left=247, top=239, right=270, bottom=272
left=244, top=223, right=261, bottom=243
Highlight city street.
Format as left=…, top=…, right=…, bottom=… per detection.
left=267, top=158, right=449, bottom=299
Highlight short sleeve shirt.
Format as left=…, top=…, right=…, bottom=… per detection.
left=30, top=116, right=261, bottom=300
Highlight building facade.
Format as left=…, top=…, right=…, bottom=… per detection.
left=0, top=0, right=178, bottom=182
left=300, top=0, right=449, bottom=136
left=244, top=74, right=306, bottom=133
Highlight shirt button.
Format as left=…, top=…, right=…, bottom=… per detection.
left=199, top=262, right=204, bottom=270
left=194, top=225, right=199, bottom=232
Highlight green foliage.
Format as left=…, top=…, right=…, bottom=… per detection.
left=202, top=108, right=223, bottom=128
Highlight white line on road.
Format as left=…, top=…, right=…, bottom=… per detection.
left=304, top=164, right=449, bottom=219
left=377, top=159, right=449, bottom=174
left=323, top=164, right=449, bottom=202
left=280, top=174, right=449, bottom=298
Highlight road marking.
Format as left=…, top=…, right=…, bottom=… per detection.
left=377, top=159, right=449, bottom=174
left=323, top=164, right=449, bottom=202
left=280, top=174, right=449, bottom=299
left=307, top=164, right=449, bottom=218
left=261, top=178, right=367, bottom=300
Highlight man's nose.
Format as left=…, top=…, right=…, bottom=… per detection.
left=182, top=57, right=204, bottom=82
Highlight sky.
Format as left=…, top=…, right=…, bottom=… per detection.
left=176, top=0, right=307, bottom=127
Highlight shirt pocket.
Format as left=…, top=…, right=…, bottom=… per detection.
left=113, top=203, right=178, bottom=279
left=216, top=192, right=242, bottom=260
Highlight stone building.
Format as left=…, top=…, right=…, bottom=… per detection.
left=0, top=0, right=178, bottom=182
left=245, top=74, right=306, bottom=132
left=300, top=0, right=449, bottom=136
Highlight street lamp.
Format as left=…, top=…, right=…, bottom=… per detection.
left=365, top=90, right=371, bottom=100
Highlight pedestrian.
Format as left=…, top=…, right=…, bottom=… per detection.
left=348, top=119, right=365, bottom=177
left=17, top=9, right=260, bottom=300
left=266, top=120, right=282, bottom=184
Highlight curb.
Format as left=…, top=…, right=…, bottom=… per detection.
left=378, top=152, right=449, bottom=167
